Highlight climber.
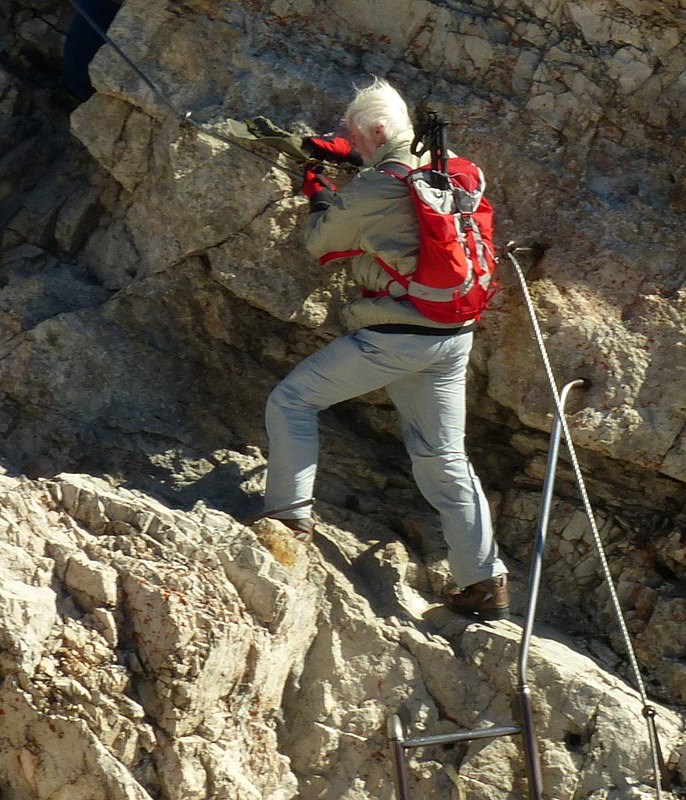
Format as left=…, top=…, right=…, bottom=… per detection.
left=259, top=78, right=509, bottom=621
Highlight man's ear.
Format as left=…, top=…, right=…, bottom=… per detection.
left=372, top=124, right=387, bottom=145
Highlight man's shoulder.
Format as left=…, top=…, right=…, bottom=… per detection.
left=346, top=167, right=411, bottom=205
left=346, top=164, right=406, bottom=191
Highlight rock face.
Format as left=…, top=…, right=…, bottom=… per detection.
left=0, top=470, right=682, bottom=800
left=2, top=0, right=686, bottom=798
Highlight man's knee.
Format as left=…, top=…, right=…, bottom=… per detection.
left=267, top=379, right=309, bottom=414
left=411, top=452, right=474, bottom=496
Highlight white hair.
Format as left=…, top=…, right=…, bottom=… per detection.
left=344, top=78, right=414, bottom=140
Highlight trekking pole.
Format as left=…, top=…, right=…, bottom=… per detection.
left=437, top=120, right=449, bottom=175
left=506, top=242, right=671, bottom=797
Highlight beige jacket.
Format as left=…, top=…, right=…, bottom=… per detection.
left=305, top=134, right=465, bottom=330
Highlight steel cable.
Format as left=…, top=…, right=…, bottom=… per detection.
left=507, top=244, right=671, bottom=798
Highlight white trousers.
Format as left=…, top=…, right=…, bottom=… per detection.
left=264, top=328, right=507, bottom=587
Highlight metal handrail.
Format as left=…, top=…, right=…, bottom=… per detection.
left=517, top=378, right=588, bottom=799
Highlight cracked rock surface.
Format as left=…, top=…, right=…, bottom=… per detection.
left=1, top=0, right=686, bottom=798
left=0, top=470, right=681, bottom=800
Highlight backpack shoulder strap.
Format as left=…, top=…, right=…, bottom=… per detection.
left=378, top=161, right=413, bottom=181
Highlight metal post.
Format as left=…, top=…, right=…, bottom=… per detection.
left=517, top=379, right=588, bottom=800
left=387, top=715, right=410, bottom=800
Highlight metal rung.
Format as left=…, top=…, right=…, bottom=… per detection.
left=402, top=725, right=522, bottom=749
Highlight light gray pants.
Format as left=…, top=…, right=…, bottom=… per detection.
left=264, top=328, right=507, bottom=587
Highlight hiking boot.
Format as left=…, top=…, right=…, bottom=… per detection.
left=278, top=517, right=315, bottom=544
left=446, top=575, right=510, bottom=621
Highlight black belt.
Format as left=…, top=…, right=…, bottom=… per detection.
left=364, top=322, right=477, bottom=336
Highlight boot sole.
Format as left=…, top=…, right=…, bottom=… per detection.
left=477, top=607, right=510, bottom=621
left=448, top=604, right=510, bottom=621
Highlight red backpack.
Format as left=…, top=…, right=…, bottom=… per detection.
left=320, top=157, right=498, bottom=324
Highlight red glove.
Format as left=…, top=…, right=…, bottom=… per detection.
left=302, top=165, right=336, bottom=212
left=302, top=135, right=363, bottom=166
left=302, top=165, right=337, bottom=197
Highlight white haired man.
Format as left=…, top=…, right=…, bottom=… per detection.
left=260, top=79, right=509, bottom=620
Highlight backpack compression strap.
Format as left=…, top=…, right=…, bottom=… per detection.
left=319, top=250, right=364, bottom=265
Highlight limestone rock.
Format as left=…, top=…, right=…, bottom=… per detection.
left=0, top=578, right=56, bottom=676
left=64, top=551, right=118, bottom=610
left=3, top=2, right=686, bottom=799
left=0, top=472, right=316, bottom=798
left=0, top=465, right=679, bottom=799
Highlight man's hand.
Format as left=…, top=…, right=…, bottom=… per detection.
left=302, top=165, right=337, bottom=212
left=302, top=165, right=336, bottom=196
left=302, top=135, right=363, bottom=166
